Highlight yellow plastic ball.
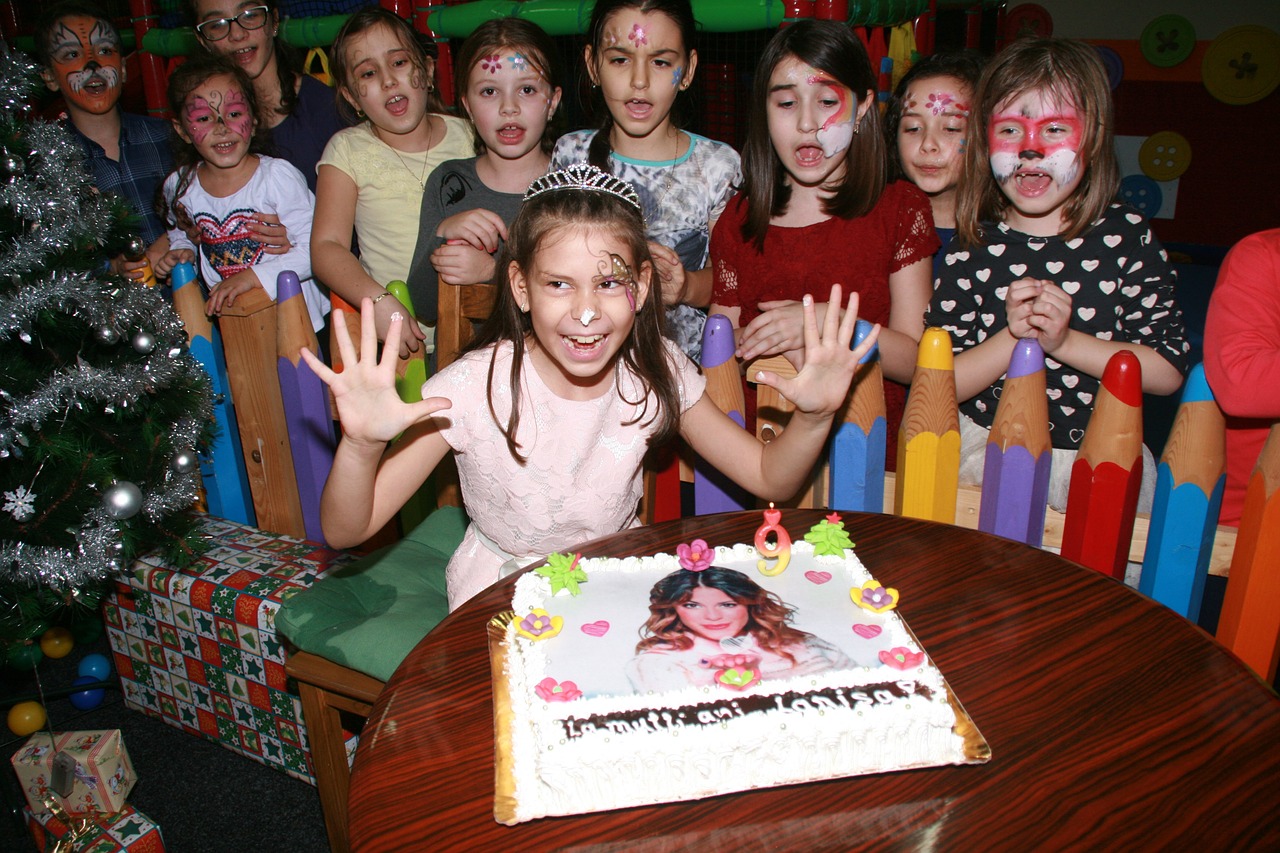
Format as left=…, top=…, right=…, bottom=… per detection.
left=7, top=701, right=47, bottom=737
left=39, top=627, right=75, bottom=659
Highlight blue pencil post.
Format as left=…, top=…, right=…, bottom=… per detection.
left=694, top=314, right=750, bottom=514
left=829, top=319, right=885, bottom=512
left=1140, top=364, right=1226, bottom=621
left=276, top=271, right=336, bottom=543
left=170, top=261, right=255, bottom=524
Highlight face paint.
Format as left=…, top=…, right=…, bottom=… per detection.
left=629, top=23, right=648, bottom=46
left=480, top=54, right=502, bottom=74
left=46, top=15, right=123, bottom=115
left=988, top=108, right=1081, bottom=186
left=810, top=71, right=856, bottom=159
left=579, top=307, right=597, bottom=326
left=926, top=91, right=970, bottom=117
left=672, top=66, right=684, bottom=90
left=609, top=253, right=638, bottom=312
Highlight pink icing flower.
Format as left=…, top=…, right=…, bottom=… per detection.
left=535, top=677, right=582, bottom=702
left=480, top=54, right=502, bottom=74
left=676, top=539, right=713, bottom=571
left=629, top=23, right=648, bottom=46
left=515, top=609, right=563, bottom=641
left=880, top=647, right=925, bottom=670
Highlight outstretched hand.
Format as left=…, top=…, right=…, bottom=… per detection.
left=752, top=284, right=879, bottom=419
left=298, top=299, right=451, bottom=446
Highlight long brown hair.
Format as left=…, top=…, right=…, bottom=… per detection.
left=635, top=567, right=810, bottom=665
left=330, top=7, right=445, bottom=125
left=465, top=180, right=682, bottom=460
left=738, top=19, right=886, bottom=251
left=955, top=37, right=1119, bottom=247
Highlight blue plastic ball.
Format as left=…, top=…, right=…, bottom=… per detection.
left=77, top=652, right=112, bottom=681
left=69, top=675, right=105, bottom=710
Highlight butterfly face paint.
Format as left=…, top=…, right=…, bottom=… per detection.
left=45, top=15, right=123, bottom=116
left=176, top=74, right=255, bottom=171
left=608, top=253, right=639, bottom=313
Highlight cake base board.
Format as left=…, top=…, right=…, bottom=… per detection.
left=489, top=611, right=990, bottom=825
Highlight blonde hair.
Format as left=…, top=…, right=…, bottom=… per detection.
left=956, top=37, right=1119, bottom=247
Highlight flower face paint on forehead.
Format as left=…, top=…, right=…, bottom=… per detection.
left=924, top=90, right=970, bottom=117
left=629, top=23, right=648, bottom=46
left=805, top=68, right=856, bottom=159
left=47, top=15, right=123, bottom=114
left=182, top=83, right=254, bottom=146
left=988, top=96, right=1081, bottom=186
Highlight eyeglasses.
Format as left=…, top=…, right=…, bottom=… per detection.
left=194, top=6, right=271, bottom=41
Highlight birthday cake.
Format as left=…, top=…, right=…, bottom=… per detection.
left=490, top=513, right=989, bottom=823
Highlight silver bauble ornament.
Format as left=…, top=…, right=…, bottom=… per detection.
left=132, top=330, right=157, bottom=354
left=95, top=325, right=120, bottom=345
left=102, top=481, right=143, bottom=519
left=170, top=449, right=198, bottom=474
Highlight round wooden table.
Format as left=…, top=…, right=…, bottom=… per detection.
left=347, top=511, right=1280, bottom=850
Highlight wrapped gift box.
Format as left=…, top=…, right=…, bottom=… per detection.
left=105, top=515, right=358, bottom=785
left=23, top=803, right=165, bottom=853
left=11, top=730, right=136, bottom=816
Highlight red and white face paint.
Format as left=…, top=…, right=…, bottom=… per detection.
left=987, top=87, right=1085, bottom=234
left=809, top=70, right=857, bottom=158
left=176, top=74, right=255, bottom=171
left=45, top=15, right=123, bottom=116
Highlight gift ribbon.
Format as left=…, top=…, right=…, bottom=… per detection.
left=40, top=796, right=98, bottom=853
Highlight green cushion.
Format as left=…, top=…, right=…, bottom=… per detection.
left=277, top=506, right=468, bottom=682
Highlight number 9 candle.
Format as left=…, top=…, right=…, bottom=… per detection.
left=754, top=503, right=792, bottom=576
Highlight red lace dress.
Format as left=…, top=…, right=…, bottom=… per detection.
left=710, top=180, right=939, bottom=466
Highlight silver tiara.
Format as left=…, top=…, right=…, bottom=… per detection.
left=525, top=163, right=643, bottom=213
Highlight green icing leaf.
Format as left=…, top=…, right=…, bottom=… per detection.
left=804, top=517, right=854, bottom=556
left=535, top=552, right=589, bottom=597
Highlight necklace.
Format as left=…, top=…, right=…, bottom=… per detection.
left=384, top=118, right=436, bottom=190
left=655, top=131, right=681, bottom=209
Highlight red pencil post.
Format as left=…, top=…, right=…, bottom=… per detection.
left=1061, top=351, right=1143, bottom=577
left=1216, top=422, right=1280, bottom=681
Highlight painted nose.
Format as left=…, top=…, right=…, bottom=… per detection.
left=573, top=291, right=601, bottom=325
left=1018, top=148, right=1043, bottom=160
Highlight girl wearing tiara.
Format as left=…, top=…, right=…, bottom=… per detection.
left=302, top=164, right=880, bottom=609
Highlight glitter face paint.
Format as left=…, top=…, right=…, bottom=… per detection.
left=46, top=15, right=123, bottom=116
left=609, top=253, right=639, bottom=312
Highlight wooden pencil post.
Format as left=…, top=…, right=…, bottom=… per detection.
left=218, top=288, right=306, bottom=538
left=979, top=338, right=1051, bottom=544
left=894, top=328, right=960, bottom=523
left=170, top=261, right=255, bottom=526
left=1061, top=350, right=1143, bottom=577
left=275, top=271, right=336, bottom=544
left=829, top=319, right=887, bottom=513
left=1139, top=364, right=1226, bottom=621
left=694, top=314, right=750, bottom=514
left=1216, top=422, right=1280, bottom=682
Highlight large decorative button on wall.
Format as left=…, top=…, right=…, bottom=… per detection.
left=1202, top=25, right=1280, bottom=105
left=1141, top=14, right=1196, bottom=68
left=1004, top=4, right=1052, bottom=42
left=1138, top=131, right=1192, bottom=181
left=1095, top=44, right=1124, bottom=90
left=1119, top=175, right=1163, bottom=217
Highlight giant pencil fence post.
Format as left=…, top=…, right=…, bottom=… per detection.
left=895, top=327, right=960, bottom=523
left=1061, top=350, right=1143, bottom=578
left=1216, top=422, right=1280, bottom=682
left=276, top=271, right=336, bottom=544
left=170, top=261, right=254, bottom=525
left=695, top=314, right=749, bottom=514
left=385, top=280, right=433, bottom=532
left=830, top=319, right=886, bottom=512
left=979, top=338, right=1050, bottom=545
left=1139, top=364, right=1225, bottom=621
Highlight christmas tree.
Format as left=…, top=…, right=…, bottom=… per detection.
left=0, top=43, right=213, bottom=655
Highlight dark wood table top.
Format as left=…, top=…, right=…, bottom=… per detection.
left=347, top=511, right=1280, bottom=851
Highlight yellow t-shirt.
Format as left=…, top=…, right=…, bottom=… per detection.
left=318, top=114, right=473, bottom=288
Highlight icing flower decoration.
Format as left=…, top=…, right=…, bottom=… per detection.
left=852, top=580, right=899, bottom=613
left=676, top=539, right=713, bottom=571
left=534, top=677, right=582, bottom=702
left=880, top=647, right=925, bottom=670
left=804, top=514, right=855, bottom=556
left=515, top=609, right=564, bottom=641
left=480, top=54, right=502, bottom=73
left=716, top=667, right=760, bottom=690
left=536, top=552, right=588, bottom=596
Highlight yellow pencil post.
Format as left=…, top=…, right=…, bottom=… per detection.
left=895, top=328, right=960, bottom=523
